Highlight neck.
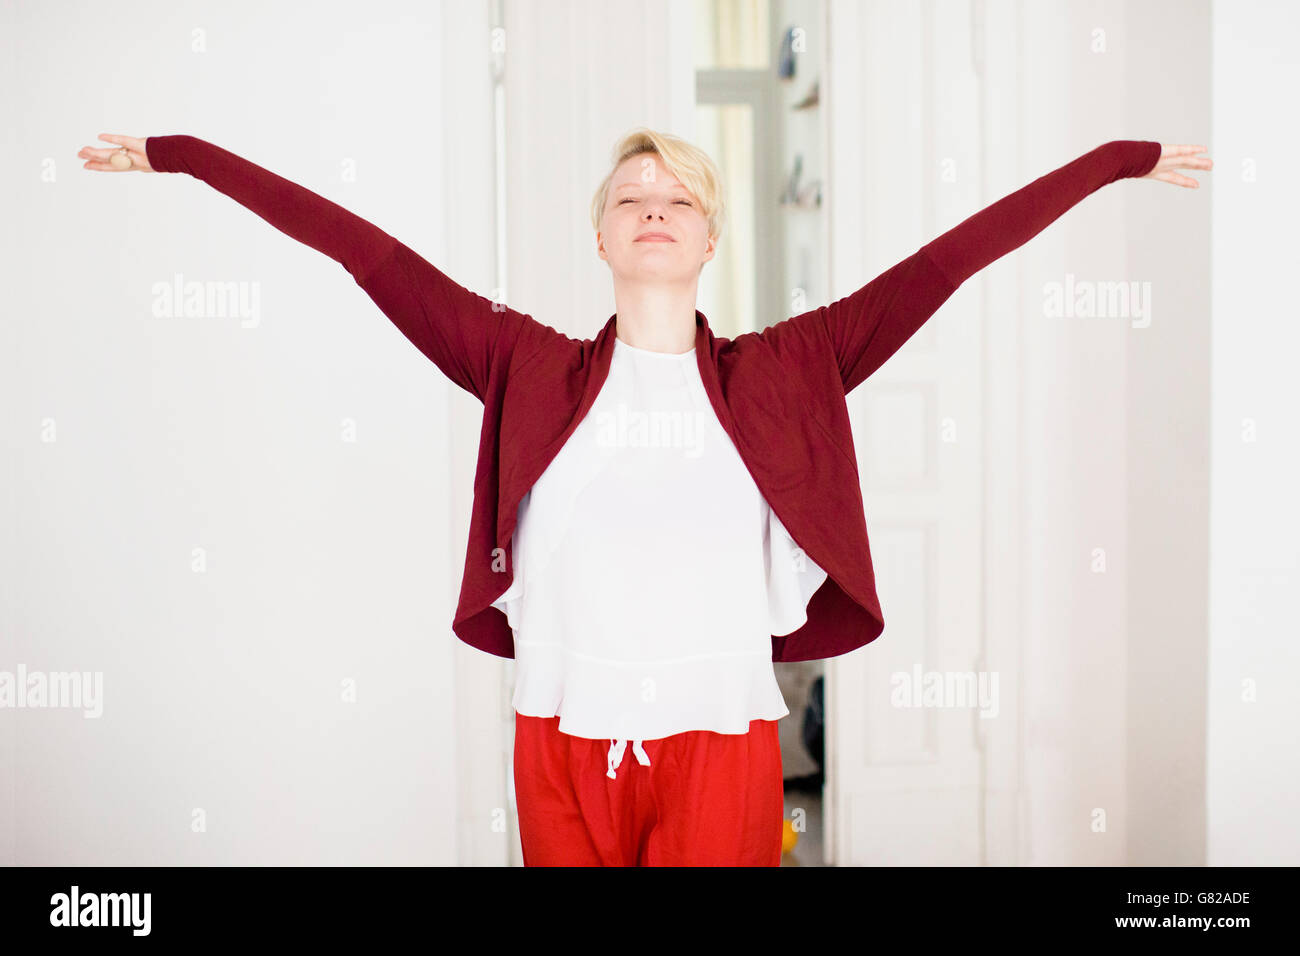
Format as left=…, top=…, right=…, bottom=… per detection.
left=612, top=281, right=698, bottom=354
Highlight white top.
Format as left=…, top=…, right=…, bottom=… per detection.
left=493, top=335, right=827, bottom=776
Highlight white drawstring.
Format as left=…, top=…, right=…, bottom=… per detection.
left=606, top=738, right=650, bottom=779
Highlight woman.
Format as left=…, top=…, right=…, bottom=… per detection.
left=79, top=128, right=1211, bottom=867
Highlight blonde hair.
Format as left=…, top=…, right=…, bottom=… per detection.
left=590, top=127, right=725, bottom=242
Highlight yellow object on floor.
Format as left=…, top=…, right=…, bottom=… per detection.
left=781, top=818, right=798, bottom=853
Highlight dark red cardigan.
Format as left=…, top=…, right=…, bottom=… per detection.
left=145, top=135, right=1161, bottom=662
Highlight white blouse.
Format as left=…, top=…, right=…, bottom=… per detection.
left=493, top=334, right=828, bottom=778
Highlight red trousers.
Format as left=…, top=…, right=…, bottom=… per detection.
left=513, top=713, right=784, bottom=866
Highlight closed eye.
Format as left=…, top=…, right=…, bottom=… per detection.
left=618, top=198, right=694, bottom=206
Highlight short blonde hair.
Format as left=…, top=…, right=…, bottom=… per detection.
left=590, top=127, right=725, bottom=241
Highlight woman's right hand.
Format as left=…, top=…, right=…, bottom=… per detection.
left=78, top=134, right=153, bottom=172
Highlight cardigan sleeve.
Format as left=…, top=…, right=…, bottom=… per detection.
left=794, top=139, right=1162, bottom=395
left=144, top=134, right=541, bottom=403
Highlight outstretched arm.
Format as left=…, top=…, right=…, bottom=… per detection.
left=782, top=140, right=1208, bottom=394
left=81, top=132, right=550, bottom=403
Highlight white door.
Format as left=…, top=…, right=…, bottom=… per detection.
left=824, top=0, right=999, bottom=866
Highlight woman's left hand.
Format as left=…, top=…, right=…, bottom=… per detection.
left=1142, top=144, right=1213, bottom=188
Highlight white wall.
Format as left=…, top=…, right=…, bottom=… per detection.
left=1006, top=0, right=1212, bottom=866
left=0, top=0, right=498, bottom=864
left=1125, top=0, right=1212, bottom=867
left=1206, top=0, right=1300, bottom=866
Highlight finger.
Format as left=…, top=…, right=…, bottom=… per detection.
left=80, top=149, right=145, bottom=170
left=1152, top=153, right=1213, bottom=176
left=1160, top=158, right=1212, bottom=173
left=97, top=133, right=147, bottom=155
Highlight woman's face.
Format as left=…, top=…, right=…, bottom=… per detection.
left=597, top=152, right=715, bottom=282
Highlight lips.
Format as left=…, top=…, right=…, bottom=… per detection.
left=635, top=232, right=675, bottom=242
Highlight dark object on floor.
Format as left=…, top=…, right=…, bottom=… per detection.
left=785, top=676, right=825, bottom=793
